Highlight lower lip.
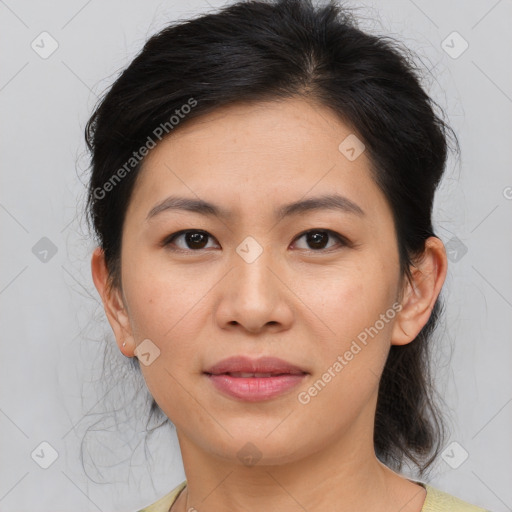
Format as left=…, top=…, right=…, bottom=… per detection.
left=205, top=373, right=307, bottom=401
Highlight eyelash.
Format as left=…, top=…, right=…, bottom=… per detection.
left=161, top=229, right=350, bottom=253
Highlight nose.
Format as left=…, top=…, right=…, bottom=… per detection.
left=215, top=245, right=294, bottom=334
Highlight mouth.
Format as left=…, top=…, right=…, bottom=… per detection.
left=203, top=356, right=309, bottom=402
left=204, top=371, right=306, bottom=377
left=204, top=355, right=308, bottom=376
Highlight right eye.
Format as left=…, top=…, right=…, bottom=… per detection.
left=161, top=230, right=220, bottom=252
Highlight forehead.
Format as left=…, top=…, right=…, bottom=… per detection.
left=157, top=97, right=356, bottom=158
left=126, top=98, right=389, bottom=224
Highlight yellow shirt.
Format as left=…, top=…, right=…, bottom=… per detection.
left=136, top=479, right=490, bottom=512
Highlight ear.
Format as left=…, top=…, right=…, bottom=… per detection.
left=391, top=236, right=448, bottom=346
left=91, top=247, right=134, bottom=357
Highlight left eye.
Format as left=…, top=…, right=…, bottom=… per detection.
left=162, top=229, right=347, bottom=252
left=293, top=229, right=347, bottom=251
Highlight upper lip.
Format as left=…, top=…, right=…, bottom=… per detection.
left=204, top=356, right=308, bottom=375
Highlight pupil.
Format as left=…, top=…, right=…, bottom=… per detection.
left=308, top=231, right=327, bottom=249
left=188, top=232, right=207, bottom=249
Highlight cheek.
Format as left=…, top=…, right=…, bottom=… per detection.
left=294, top=274, right=395, bottom=428
left=121, top=247, right=197, bottom=339
left=120, top=256, right=209, bottom=385
left=306, top=257, right=396, bottom=378
left=309, top=257, right=394, bottom=332
left=123, top=267, right=201, bottom=417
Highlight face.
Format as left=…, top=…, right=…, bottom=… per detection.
left=95, top=98, right=421, bottom=466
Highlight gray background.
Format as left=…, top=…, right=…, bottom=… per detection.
left=1, top=0, right=511, bottom=510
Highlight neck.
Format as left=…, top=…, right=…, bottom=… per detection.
left=172, top=411, right=426, bottom=512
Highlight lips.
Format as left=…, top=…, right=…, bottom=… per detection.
left=204, top=355, right=308, bottom=376
left=204, top=356, right=309, bottom=401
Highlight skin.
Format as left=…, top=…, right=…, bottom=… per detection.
left=91, top=97, right=447, bottom=512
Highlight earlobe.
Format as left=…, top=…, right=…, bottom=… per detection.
left=90, top=247, right=134, bottom=357
left=391, top=237, right=447, bottom=346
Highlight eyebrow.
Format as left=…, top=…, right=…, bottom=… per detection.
left=146, top=193, right=365, bottom=222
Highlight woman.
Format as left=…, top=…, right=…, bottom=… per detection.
left=86, top=0, right=490, bottom=510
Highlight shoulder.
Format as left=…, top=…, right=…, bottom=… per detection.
left=136, top=480, right=187, bottom=512
left=423, top=483, right=491, bottom=512
left=135, top=480, right=491, bottom=512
